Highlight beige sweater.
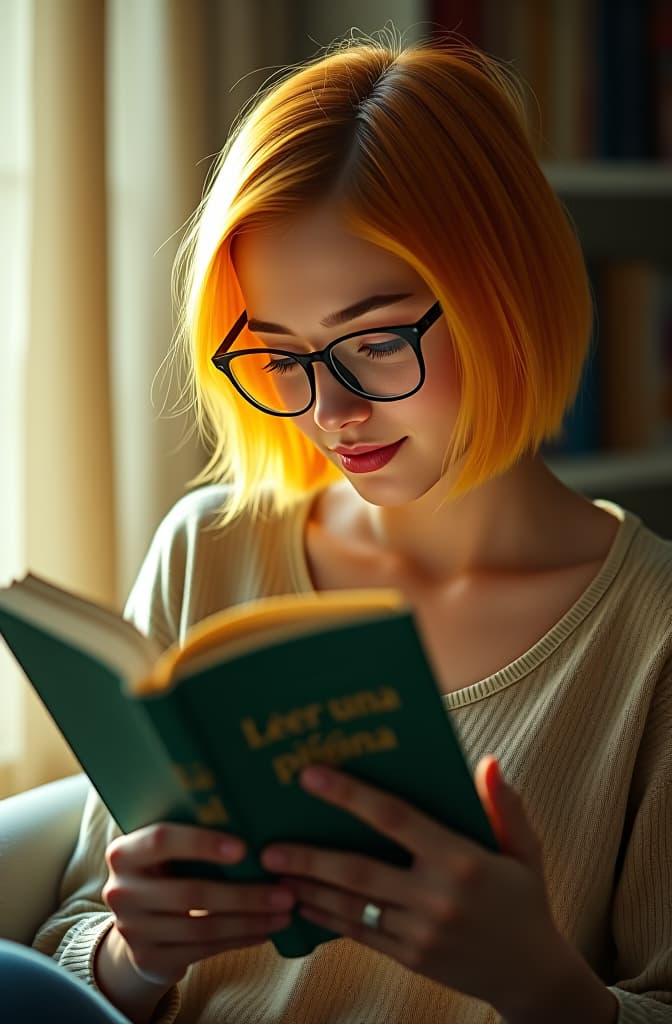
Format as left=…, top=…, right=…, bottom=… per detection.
left=33, top=485, right=672, bottom=1023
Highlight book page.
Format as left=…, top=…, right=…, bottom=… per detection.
left=139, top=588, right=407, bottom=695
left=0, top=573, right=160, bottom=687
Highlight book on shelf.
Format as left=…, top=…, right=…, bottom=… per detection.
left=541, top=341, right=600, bottom=458
left=541, top=260, right=602, bottom=459
left=653, top=0, right=672, bottom=159
left=599, top=261, right=672, bottom=450
left=543, top=262, right=672, bottom=458
left=430, top=0, right=671, bottom=160
left=0, top=574, right=497, bottom=959
left=596, top=0, right=654, bottom=159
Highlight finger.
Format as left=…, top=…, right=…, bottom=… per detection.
left=116, top=909, right=292, bottom=947
left=104, top=875, right=295, bottom=918
left=106, top=823, right=246, bottom=874
left=474, top=756, right=543, bottom=871
left=279, top=876, right=425, bottom=944
left=267, top=845, right=433, bottom=916
left=296, top=765, right=476, bottom=863
left=295, top=900, right=412, bottom=967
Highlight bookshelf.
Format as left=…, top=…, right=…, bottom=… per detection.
left=550, top=448, right=672, bottom=540
left=544, top=162, right=672, bottom=264
left=544, top=162, right=672, bottom=532
left=429, top=1, right=672, bottom=535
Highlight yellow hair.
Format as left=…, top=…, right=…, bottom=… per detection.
left=172, top=33, right=592, bottom=523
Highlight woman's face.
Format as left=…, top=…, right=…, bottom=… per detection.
left=232, top=203, right=462, bottom=507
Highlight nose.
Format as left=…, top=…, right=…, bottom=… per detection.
left=311, top=363, right=371, bottom=432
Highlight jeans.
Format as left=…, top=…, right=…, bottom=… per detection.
left=0, top=938, right=130, bottom=1023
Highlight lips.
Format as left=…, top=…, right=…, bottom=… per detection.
left=330, top=438, right=407, bottom=474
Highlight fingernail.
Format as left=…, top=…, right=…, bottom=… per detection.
left=263, top=849, right=287, bottom=870
left=302, top=766, right=330, bottom=791
left=488, top=757, right=503, bottom=790
left=219, top=838, right=245, bottom=860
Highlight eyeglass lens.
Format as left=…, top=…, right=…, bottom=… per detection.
left=228, top=332, right=421, bottom=414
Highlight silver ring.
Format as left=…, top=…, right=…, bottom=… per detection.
left=361, top=901, right=383, bottom=929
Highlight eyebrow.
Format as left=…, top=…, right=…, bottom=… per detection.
left=246, top=292, right=416, bottom=335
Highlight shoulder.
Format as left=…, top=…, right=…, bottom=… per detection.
left=606, top=507, right=672, bottom=694
left=150, top=484, right=309, bottom=563
left=154, top=484, right=233, bottom=543
left=124, top=485, right=314, bottom=644
left=620, top=511, right=672, bottom=613
left=600, top=502, right=672, bottom=605
left=123, top=486, right=234, bottom=644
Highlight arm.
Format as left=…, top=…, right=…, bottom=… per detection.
left=500, top=942, right=619, bottom=1023
left=516, top=666, right=672, bottom=1023
left=606, top=666, right=672, bottom=1022
left=32, top=487, right=274, bottom=1024
left=31, top=786, right=181, bottom=1024
left=31, top=499, right=193, bottom=1022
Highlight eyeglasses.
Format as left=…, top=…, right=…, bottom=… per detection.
left=211, top=301, right=443, bottom=417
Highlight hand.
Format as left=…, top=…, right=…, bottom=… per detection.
left=260, top=757, right=577, bottom=1018
left=100, top=823, right=296, bottom=988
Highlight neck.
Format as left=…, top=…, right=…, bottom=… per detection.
left=356, top=456, right=604, bottom=582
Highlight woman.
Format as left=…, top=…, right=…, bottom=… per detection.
left=26, top=33, right=672, bottom=1024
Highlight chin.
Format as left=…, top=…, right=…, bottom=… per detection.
left=347, top=473, right=444, bottom=507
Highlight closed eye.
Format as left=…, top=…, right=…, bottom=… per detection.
left=357, top=338, right=408, bottom=358
left=263, top=356, right=301, bottom=375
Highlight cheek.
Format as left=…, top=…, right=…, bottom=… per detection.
left=420, top=328, right=461, bottom=395
left=417, top=353, right=462, bottom=416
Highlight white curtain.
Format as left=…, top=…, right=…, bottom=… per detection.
left=0, top=0, right=32, bottom=771
left=0, top=0, right=310, bottom=797
left=0, top=0, right=423, bottom=797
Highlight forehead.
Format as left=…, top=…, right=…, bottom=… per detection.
left=231, top=205, right=422, bottom=316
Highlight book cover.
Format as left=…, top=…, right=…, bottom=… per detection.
left=0, top=577, right=497, bottom=959
left=652, top=0, right=672, bottom=158
left=599, top=260, right=661, bottom=450
left=596, top=0, right=655, bottom=158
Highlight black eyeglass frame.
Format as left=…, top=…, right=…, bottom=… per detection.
left=211, top=301, right=443, bottom=417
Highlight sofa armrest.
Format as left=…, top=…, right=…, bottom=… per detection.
left=0, top=773, right=89, bottom=944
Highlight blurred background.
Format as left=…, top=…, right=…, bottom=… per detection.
left=1, top=0, right=670, bottom=795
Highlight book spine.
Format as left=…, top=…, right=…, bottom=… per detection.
left=550, top=0, right=584, bottom=159
left=429, top=0, right=484, bottom=45
left=141, top=691, right=246, bottom=842
left=527, top=0, right=553, bottom=158
left=541, top=263, right=601, bottom=457
left=653, top=0, right=672, bottom=158
left=596, top=0, right=653, bottom=158
left=653, top=271, right=672, bottom=445
left=599, top=260, right=661, bottom=449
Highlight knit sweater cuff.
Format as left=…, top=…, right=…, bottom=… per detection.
left=609, top=986, right=672, bottom=1022
left=55, top=912, right=115, bottom=988
left=55, top=914, right=182, bottom=1024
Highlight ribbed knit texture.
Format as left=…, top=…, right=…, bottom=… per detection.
left=33, top=485, right=672, bottom=1023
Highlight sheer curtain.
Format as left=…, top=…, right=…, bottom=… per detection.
left=0, top=0, right=423, bottom=798
left=0, top=0, right=32, bottom=786
left=0, top=0, right=304, bottom=797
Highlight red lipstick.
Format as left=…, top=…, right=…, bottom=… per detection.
left=332, top=438, right=406, bottom=473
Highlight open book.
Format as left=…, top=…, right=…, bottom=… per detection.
left=0, top=573, right=496, bottom=958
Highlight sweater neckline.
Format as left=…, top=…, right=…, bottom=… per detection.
left=289, top=494, right=641, bottom=708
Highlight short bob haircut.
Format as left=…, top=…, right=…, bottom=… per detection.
left=172, top=33, right=592, bottom=524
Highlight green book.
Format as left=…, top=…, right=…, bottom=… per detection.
left=0, top=573, right=497, bottom=958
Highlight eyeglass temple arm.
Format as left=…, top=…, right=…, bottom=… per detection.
left=417, top=301, right=442, bottom=334
left=214, top=309, right=248, bottom=360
